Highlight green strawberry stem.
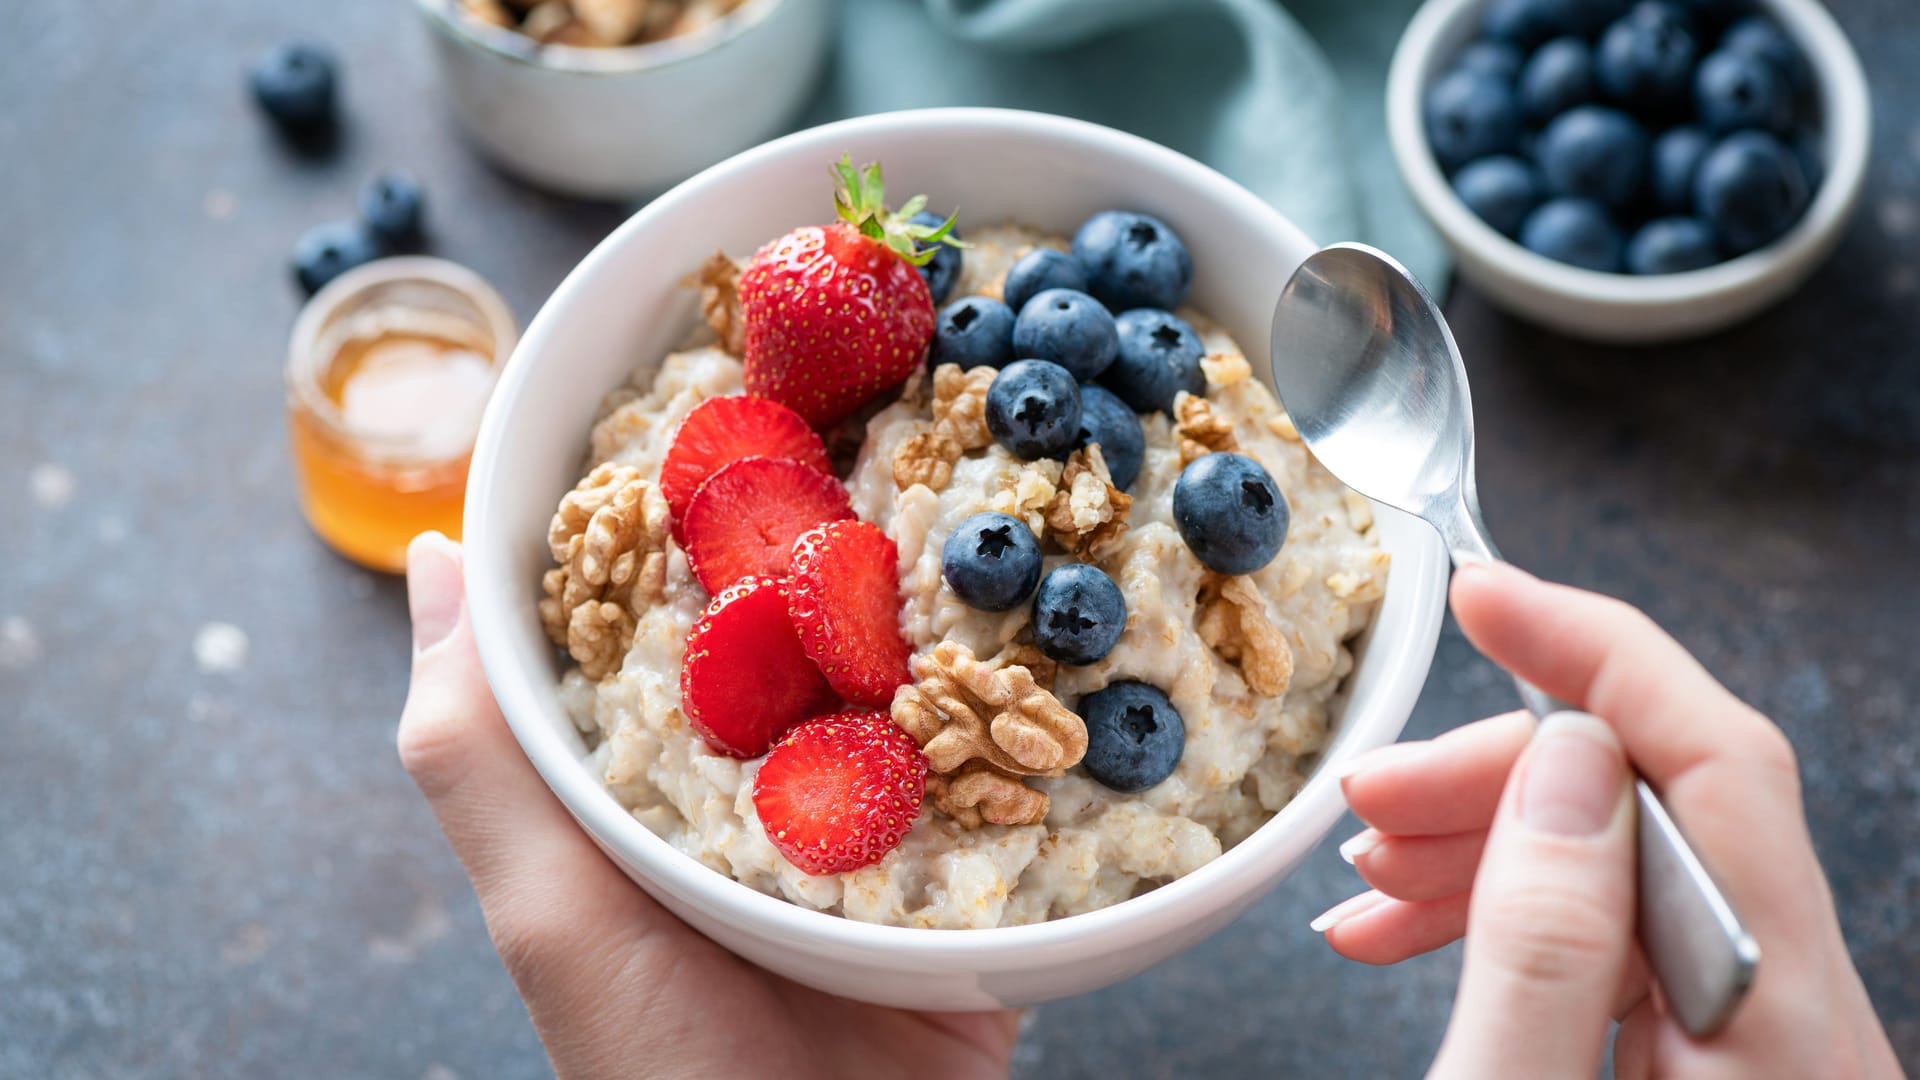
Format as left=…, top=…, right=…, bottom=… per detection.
left=831, top=155, right=964, bottom=267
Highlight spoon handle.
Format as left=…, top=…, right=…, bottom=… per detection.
left=1450, top=548, right=1758, bottom=1035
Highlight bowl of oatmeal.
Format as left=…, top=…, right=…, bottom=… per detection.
left=416, top=0, right=832, bottom=198
left=463, top=108, right=1448, bottom=1010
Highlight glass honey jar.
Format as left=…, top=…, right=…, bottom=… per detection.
left=285, top=258, right=518, bottom=573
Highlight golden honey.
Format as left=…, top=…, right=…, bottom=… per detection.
left=285, top=259, right=517, bottom=573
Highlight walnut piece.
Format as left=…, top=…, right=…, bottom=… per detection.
left=571, top=0, right=648, bottom=42
left=929, top=761, right=1050, bottom=829
left=892, top=364, right=996, bottom=492
left=1201, top=350, right=1252, bottom=388
left=987, top=640, right=1057, bottom=693
left=696, top=251, right=744, bottom=357
left=538, top=463, right=670, bottom=681
left=460, top=0, right=516, bottom=27
left=892, top=641, right=1086, bottom=827
left=1174, top=392, right=1239, bottom=464
left=1043, top=444, right=1132, bottom=562
left=1195, top=572, right=1294, bottom=696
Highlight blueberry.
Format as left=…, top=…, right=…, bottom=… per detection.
left=1101, top=308, right=1207, bottom=416
left=1694, top=49, right=1794, bottom=135
left=1650, top=125, right=1712, bottom=213
left=1537, top=105, right=1648, bottom=209
left=1079, top=681, right=1185, bottom=792
left=1172, top=452, right=1289, bottom=576
left=1595, top=2, right=1697, bottom=115
left=1480, top=0, right=1571, bottom=48
left=1721, top=15, right=1810, bottom=97
left=1032, top=564, right=1127, bottom=666
left=1693, top=130, right=1809, bottom=255
left=929, top=296, right=1016, bottom=371
left=1625, top=217, right=1720, bottom=273
left=1423, top=70, right=1522, bottom=174
left=1075, top=384, right=1146, bottom=492
left=1519, top=38, right=1596, bottom=124
left=291, top=220, right=385, bottom=296
left=1519, top=198, right=1624, bottom=271
left=1071, top=211, right=1194, bottom=311
left=249, top=41, right=337, bottom=132
left=911, top=211, right=963, bottom=305
left=986, top=359, right=1083, bottom=460
left=941, top=512, right=1043, bottom=612
left=1670, top=0, right=1752, bottom=31
left=1456, top=41, right=1524, bottom=83
left=1453, top=156, right=1543, bottom=238
left=358, top=169, right=426, bottom=250
left=1013, top=289, right=1119, bottom=381
left=1793, top=132, right=1825, bottom=195
left=1566, top=0, right=1633, bottom=34
left=1003, top=249, right=1090, bottom=315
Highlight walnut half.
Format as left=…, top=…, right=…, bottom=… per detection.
left=891, top=641, right=1086, bottom=827
left=1174, top=392, right=1238, bottom=465
left=1043, top=444, right=1132, bottom=562
left=538, top=463, right=670, bottom=681
left=1195, top=571, right=1294, bottom=697
left=892, top=363, right=996, bottom=492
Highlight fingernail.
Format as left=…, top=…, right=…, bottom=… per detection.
left=1309, top=890, right=1389, bottom=933
left=407, top=532, right=463, bottom=653
left=1336, top=740, right=1428, bottom=781
left=1338, top=829, right=1382, bottom=865
left=1519, top=712, right=1624, bottom=837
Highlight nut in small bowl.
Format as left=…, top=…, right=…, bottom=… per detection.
left=416, top=0, right=833, bottom=199
left=1386, top=0, right=1870, bottom=343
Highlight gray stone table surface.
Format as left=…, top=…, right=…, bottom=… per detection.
left=3, top=1, right=1915, bottom=1076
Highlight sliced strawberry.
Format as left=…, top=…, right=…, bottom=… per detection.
left=660, top=396, right=833, bottom=527
left=787, top=520, right=912, bottom=707
left=752, top=709, right=927, bottom=876
left=681, top=575, right=841, bottom=758
left=681, top=456, right=854, bottom=594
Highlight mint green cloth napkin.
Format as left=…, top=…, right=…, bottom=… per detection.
left=801, top=0, right=1448, bottom=289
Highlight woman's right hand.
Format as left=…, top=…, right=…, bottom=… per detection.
left=1315, top=562, right=1902, bottom=1078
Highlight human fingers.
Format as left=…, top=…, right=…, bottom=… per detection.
left=1315, top=890, right=1472, bottom=966
left=1427, top=712, right=1636, bottom=1080
left=1344, top=828, right=1487, bottom=903
left=1340, top=711, right=1533, bottom=838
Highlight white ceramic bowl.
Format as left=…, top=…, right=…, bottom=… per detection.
left=463, top=108, right=1449, bottom=1011
left=416, top=0, right=833, bottom=200
left=1387, top=0, right=1870, bottom=343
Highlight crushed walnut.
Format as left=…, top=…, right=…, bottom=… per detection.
left=1201, top=350, right=1253, bottom=388
left=1174, top=392, right=1239, bottom=465
left=463, top=0, right=747, bottom=47
left=891, top=364, right=997, bottom=492
left=1195, top=572, right=1294, bottom=696
left=891, top=641, right=1086, bottom=827
left=696, top=252, right=744, bottom=357
left=538, top=463, right=670, bottom=681
left=1043, top=444, right=1132, bottom=562
left=987, top=456, right=1063, bottom=534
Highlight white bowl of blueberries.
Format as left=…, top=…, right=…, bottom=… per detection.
left=1387, top=0, right=1870, bottom=343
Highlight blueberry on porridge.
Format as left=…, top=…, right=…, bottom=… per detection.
left=539, top=157, right=1390, bottom=928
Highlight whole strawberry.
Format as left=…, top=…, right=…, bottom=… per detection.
left=737, top=157, right=959, bottom=430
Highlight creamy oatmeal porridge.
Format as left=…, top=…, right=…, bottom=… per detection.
left=542, top=212, right=1388, bottom=929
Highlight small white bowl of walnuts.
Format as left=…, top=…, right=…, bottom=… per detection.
left=416, top=0, right=834, bottom=199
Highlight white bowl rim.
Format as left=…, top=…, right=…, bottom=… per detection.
left=464, top=106, right=1448, bottom=962
left=1386, top=0, right=1872, bottom=302
left=416, top=0, right=784, bottom=74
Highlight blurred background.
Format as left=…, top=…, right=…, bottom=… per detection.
left=2, top=0, right=1915, bottom=1075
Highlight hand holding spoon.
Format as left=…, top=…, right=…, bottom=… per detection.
left=1268, top=243, right=1758, bottom=1036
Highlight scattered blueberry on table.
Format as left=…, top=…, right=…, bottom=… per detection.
left=358, top=170, right=427, bottom=250
left=1032, top=563, right=1127, bottom=665
left=942, top=512, right=1044, bottom=612
left=1428, top=1, right=1819, bottom=274
left=1079, top=681, right=1186, bottom=792
left=291, top=220, right=385, bottom=295
left=249, top=41, right=338, bottom=133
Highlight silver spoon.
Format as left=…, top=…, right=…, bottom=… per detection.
left=1269, top=242, right=1758, bottom=1037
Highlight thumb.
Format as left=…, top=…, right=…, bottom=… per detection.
left=1429, top=712, right=1637, bottom=1080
